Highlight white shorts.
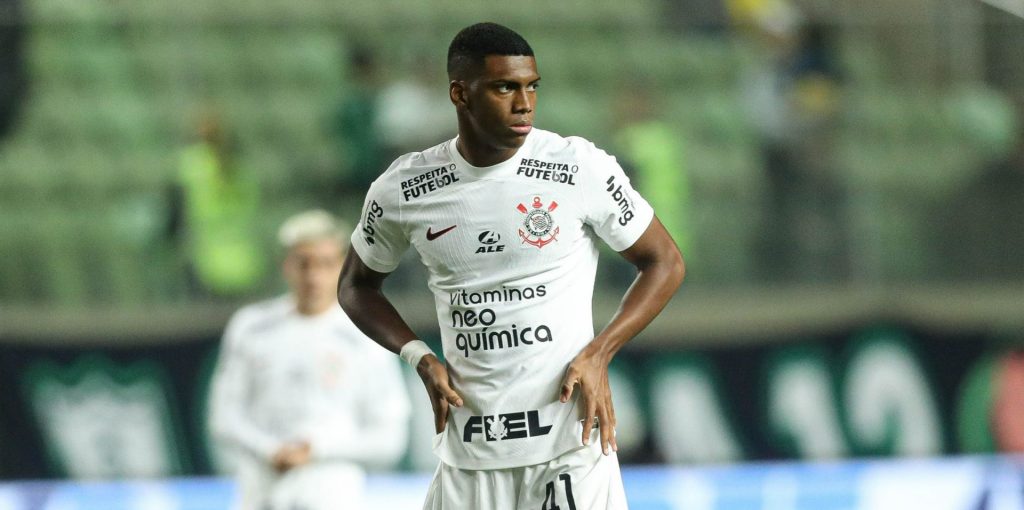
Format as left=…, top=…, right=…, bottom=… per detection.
left=423, top=440, right=627, bottom=510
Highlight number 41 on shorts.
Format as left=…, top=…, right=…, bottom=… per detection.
left=541, top=473, right=576, bottom=510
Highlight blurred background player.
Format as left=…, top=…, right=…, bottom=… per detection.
left=208, top=209, right=410, bottom=510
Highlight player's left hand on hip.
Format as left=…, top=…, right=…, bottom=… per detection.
left=559, top=350, right=617, bottom=456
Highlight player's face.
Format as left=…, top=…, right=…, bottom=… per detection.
left=283, top=238, right=345, bottom=315
left=454, top=55, right=540, bottom=161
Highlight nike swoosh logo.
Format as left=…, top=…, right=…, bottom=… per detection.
left=426, top=225, right=457, bottom=241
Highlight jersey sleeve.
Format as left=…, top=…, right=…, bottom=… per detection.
left=580, top=141, right=655, bottom=252
left=349, top=169, right=409, bottom=273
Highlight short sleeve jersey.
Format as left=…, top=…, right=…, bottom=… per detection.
left=351, top=129, right=654, bottom=470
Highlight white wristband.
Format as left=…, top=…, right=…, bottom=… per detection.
left=399, top=340, right=435, bottom=368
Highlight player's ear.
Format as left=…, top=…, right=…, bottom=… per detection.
left=450, top=80, right=468, bottom=108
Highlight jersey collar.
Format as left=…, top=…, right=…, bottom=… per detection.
left=448, top=132, right=534, bottom=180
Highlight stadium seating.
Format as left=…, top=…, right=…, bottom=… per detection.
left=0, top=0, right=991, bottom=304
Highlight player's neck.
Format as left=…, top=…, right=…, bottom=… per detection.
left=455, top=137, right=517, bottom=168
left=295, top=299, right=334, bottom=317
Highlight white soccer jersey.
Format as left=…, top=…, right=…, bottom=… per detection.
left=351, top=129, right=654, bottom=470
left=208, top=295, right=411, bottom=509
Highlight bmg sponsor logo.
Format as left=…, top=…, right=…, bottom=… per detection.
left=605, top=175, right=635, bottom=226
left=463, top=409, right=553, bottom=442
left=361, top=200, right=384, bottom=245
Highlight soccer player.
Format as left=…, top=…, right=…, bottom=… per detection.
left=209, top=210, right=411, bottom=510
left=338, top=23, right=685, bottom=509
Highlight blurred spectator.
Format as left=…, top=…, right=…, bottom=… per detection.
left=328, top=47, right=451, bottom=204
left=0, top=0, right=27, bottom=140
left=663, top=0, right=729, bottom=33
left=329, top=46, right=387, bottom=197
left=734, top=5, right=848, bottom=282
left=614, top=82, right=692, bottom=258
left=939, top=91, right=1023, bottom=281
left=208, top=210, right=410, bottom=510
left=376, top=52, right=453, bottom=156
left=171, top=110, right=266, bottom=297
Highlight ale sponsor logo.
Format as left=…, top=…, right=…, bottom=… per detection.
left=475, top=230, right=505, bottom=254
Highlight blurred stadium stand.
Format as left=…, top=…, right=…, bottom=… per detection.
left=0, top=0, right=1021, bottom=325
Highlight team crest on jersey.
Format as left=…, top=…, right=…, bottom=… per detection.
left=487, top=416, right=509, bottom=440
left=516, top=196, right=559, bottom=248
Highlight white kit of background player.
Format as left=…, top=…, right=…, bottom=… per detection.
left=209, top=210, right=411, bottom=510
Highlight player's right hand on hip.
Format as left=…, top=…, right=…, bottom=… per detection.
left=416, top=354, right=463, bottom=434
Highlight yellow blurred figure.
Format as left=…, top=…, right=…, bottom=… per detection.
left=177, top=113, right=265, bottom=297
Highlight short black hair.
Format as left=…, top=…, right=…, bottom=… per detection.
left=447, top=22, right=534, bottom=79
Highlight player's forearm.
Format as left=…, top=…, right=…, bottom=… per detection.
left=339, top=286, right=418, bottom=354
left=587, top=237, right=684, bottom=361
